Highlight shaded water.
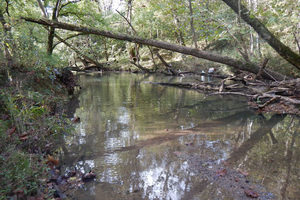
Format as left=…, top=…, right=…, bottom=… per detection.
left=61, top=73, right=300, bottom=199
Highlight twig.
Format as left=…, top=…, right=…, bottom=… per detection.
left=53, top=33, right=87, bottom=49
left=116, top=10, right=137, bottom=35
left=204, top=92, right=254, bottom=99
left=258, top=96, right=279, bottom=108
left=129, top=61, right=151, bottom=73
left=262, top=69, right=277, bottom=82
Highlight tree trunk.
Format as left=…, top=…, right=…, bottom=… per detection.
left=173, top=12, right=185, bottom=46
left=21, top=17, right=290, bottom=81
left=222, top=0, right=300, bottom=70
left=126, top=0, right=133, bottom=34
left=188, top=0, right=197, bottom=49
left=0, top=10, right=13, bottom=63
left=103, top=38, right=109, bottom=62
left=47, top=0, right=61, bottom=55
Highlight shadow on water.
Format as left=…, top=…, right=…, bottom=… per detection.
left=59, top=72, right=300, bottom=199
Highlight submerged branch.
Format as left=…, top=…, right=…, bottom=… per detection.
left=150, top=75, right=300, bottom=114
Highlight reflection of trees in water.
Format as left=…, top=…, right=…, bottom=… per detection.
left=228, top=114, right=300, bottom=199
left=66, top=92, right=80, bottom=118
left=59, top=111, right=300, bottom=199
left=59, top=73, right=300, bottom=199
left=228, top=114, right=286, bottom=163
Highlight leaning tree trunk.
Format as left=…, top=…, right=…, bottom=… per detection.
left=21, top=17, right=290, bottom=81
left=222, top=0, right=300, bottom=70
left=47, top=0, right=61, bottom=55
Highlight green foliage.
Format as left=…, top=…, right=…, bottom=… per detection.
left=0, top=71, right=72, bottom=198
left=0, top=150, right=48, bottom=198
left=1, top=0, right=300, bottom=76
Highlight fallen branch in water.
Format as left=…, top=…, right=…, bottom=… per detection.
left=150, top=76, right=300, bottom=115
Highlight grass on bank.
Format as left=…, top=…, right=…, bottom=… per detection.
left=0, top=68, right=73, bottom=199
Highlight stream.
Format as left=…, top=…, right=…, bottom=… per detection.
left=61, top=72, right=300, bottom=199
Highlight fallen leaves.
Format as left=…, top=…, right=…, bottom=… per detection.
left=19, top=132, right=28, bottom=141
left=244, top=190, right=259, bottom=198
left=216, top=169, right=227, bottom=177
left=6, top=127, right=16, bottom=136
left=46, top=155, right=59, bottom=166
left=239, top=170, right=250, bottom=176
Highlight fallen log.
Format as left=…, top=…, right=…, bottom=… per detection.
left=149, top=75, right=300, bottom=114
left=21, top=17, right=290, bottom=81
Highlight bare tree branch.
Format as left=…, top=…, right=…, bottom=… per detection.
left=21, top=17, right=290, bottom=81
left=53, top=33, right=87, bottom=49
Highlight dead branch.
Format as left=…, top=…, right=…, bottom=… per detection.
left=205, top=92, right=254, bottom=98
left=219, top=76, right=238, bottom=92
left=261, top=93, right=300, bottom=104
left=155, top=52, right=180, bottom=76
left=254, top=58, right=268, bottom=81
left=129, top=61, right=151, bottom=73
left=21, top=17, right=289, bottom=81
left=258, top=96, right=279, bottom=108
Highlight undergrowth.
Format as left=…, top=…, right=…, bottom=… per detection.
left=0, top=68, right=74, bottom=199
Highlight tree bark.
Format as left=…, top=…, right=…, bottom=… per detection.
left=47, top=0, right=61, bottom=55
left=222, top=0, right=300, bottom=70
left=0, top=11, right=12, bottom=63
left=36, top=0, right=48, bottom=18
left=0, top=4, right=14, bottom=68
left=21, top=17, right=290, bottom=81
left=188, top=0, right=197, bottom=49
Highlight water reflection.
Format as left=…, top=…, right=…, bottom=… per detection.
left=60, top=73, right=300, bottom=199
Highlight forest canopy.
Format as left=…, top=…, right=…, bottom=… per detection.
left=1, top=0, right=300, bottom=78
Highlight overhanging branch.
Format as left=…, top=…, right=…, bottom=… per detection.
left=21, top=17, right=290, bottom=81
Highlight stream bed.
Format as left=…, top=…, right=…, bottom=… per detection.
left=60, top=72, right=300, bottom=199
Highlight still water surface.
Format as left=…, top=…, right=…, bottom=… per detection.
left=62, top=73, right=300, bottom=199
